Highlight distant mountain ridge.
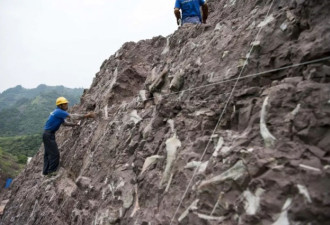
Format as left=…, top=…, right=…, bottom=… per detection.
left=0, top=84, right=83, bottom=112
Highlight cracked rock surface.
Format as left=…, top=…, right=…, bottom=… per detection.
left=1, top=0, right=330, bottom=224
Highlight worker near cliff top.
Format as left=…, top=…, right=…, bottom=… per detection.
left=42, top=97, right=95, bottom=177
left=174, top=0, right=208, bottom=26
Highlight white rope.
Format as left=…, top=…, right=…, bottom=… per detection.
left=209, top=0, right=279, bottom=218
left=101, top=55, right=330, bottom=121
left=211, top=56, right=330, bottom=82
left=140, top=55, right=330, bottom=104
left=210, top=198, right=220, bottom=216
left=169, top=0, right=276, bottom=223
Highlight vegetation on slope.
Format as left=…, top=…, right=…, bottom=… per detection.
left=0, top=147, right=24, bottom=185
left=0, top=134, right=42, bottom=160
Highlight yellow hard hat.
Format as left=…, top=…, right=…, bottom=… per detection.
left=56, top=97, right=69, bottom=106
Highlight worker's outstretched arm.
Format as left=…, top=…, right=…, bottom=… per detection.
left=63, top=112, right=95, bottom=126
left=202, top=3, right=209, bottom=23
left=174, top=8, right=181, bottom=25
left=69, top=112, right=95, bottom=120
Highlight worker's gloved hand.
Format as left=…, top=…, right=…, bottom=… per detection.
left=85, top=112, right=96, bottom=118
left=177, top=18, right=181, bottom=26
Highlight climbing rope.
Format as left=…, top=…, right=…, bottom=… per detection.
left=164, top=55, right=330, bottom=99
left=169, top=0, right=276, bottom=223
left=100, top=55, right=330, bottom=122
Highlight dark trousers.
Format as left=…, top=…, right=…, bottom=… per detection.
left=42, top=130, right=60, bottom=175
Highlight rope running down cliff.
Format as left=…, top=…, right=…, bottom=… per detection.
left=161, top=56, right=330, bottom=99
left=169, top=0, right=276, bottom=223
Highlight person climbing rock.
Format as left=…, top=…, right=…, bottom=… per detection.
left=174, top=0, right=208, bottom=26
left=42, top=97, right=95, bottom=177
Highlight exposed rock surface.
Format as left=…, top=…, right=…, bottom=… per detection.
left=1, top=0, right=330, bottom=224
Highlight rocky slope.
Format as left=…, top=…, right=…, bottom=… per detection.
left=1, top=0, right=330, bottom=224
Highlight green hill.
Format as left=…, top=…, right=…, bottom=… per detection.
left=0, top=134, right=42, bottom=160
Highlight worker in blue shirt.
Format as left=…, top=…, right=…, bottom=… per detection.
left=174, top=0, right=208, bottom=25
left=43, top=97, right=95, bottom=177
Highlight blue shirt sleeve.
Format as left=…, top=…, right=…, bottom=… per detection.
left=175, top=0, right=181, bottom=9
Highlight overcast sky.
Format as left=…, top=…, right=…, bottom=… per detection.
left=0, top=0, right=177, bottom=93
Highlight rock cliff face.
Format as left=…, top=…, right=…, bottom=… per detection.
left=1, top=0, right=330, bottom=224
